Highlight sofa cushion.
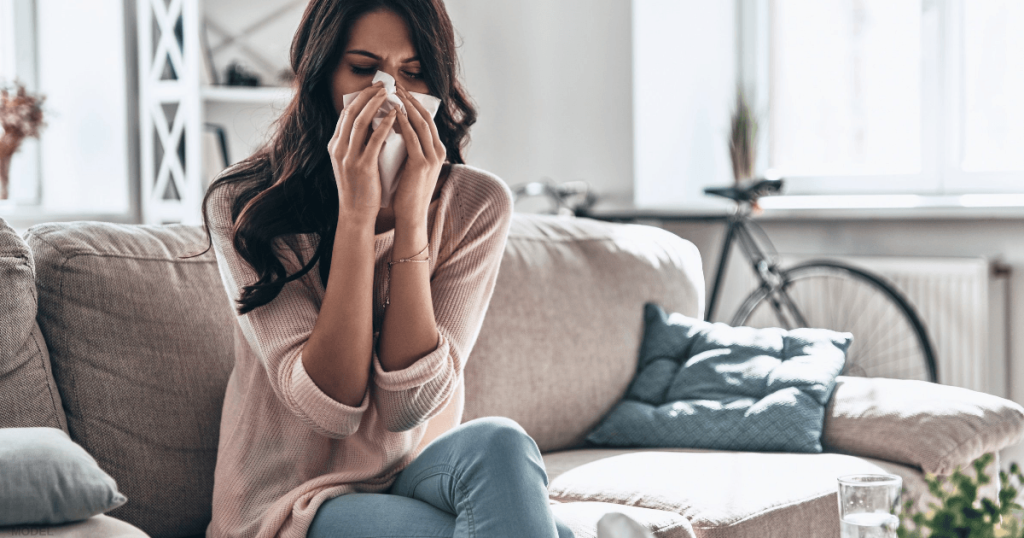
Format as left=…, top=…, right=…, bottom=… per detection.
left=0, top=426, right=127, bottom=526
left=465, top=214, right=705, bottom=452
left=586, top=303, right=850, bottom=453
left=25, top=222, right=236, bottom=538
left=0, top=217, right=67, bottom=432
left=544, top=448, right=921, bottom=538
left=549, top=500, right=695, bottom=538
left=823, top=376, right=1024, bottom=475
left=0, top=514, right=150, bottom=538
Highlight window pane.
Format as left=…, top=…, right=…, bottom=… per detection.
left=770, top=0, right=922, bottom=176
left=962, top=0, right=1024, bottom=172
left=0, top=0, right=10, bottom=79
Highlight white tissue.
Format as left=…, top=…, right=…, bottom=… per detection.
left=340, top=70, right=443, bottom=208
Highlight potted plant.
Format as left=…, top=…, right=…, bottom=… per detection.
left=728, top=85, right=759, bottom=186
left=0, top=79, right=47, bottom=202
left=898, top=453, right=1024, bottom=538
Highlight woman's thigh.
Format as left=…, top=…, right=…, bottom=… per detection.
left=307, top=492, right=455, bottom=538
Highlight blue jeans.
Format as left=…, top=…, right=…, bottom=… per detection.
left=307, top=416, right=575, bottom=538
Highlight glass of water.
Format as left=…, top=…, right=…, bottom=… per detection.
left=837, top=474, right=902, bottom=538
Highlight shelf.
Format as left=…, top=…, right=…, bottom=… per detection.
left=201, top=85, right=294, bottom=104
left=582, top=194, right=1024, bottom=222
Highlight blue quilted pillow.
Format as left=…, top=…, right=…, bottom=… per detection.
left=585, top=302, right=852, bottom=453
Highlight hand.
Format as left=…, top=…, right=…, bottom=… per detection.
left=328, top=80, right=399, bottom=220
left=390, top=85, right=447, bottom=225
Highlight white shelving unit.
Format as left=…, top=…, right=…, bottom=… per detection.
left=136, top=0, right=295, bottom=225
left=201, top=85, right=293, bottom=103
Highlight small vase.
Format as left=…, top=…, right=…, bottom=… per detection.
left=0, top=153, right=10, bottom=201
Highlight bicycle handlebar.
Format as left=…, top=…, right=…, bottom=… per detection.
left=704, top=178, right=784, bottom=203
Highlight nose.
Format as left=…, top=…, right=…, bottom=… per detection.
left=373, top=68, right=402, bottom=94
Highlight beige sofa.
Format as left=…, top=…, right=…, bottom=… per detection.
left=2, top=212, right=1022, bottom=538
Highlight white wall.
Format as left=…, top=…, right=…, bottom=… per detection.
left=443, top=0, right=634, bottom=200
left=190, top=0, right=637, bottom=202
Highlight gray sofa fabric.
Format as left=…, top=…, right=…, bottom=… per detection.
left=824, top=376, right=1024, bottom=475
left=24, top=221, right=236, bottom=538
left=0, top=513, right=151, bottom=538
left=0, top=217, right=67, bottom=433
left=11, top=213, right=706, bottom=538
left=542, top=448, right=939, bottom=538
left=465, top=215, right=705, bottom=452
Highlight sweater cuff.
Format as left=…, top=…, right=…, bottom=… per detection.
left=372, top=331, right=450, bottom=391
left=289, top=350, right=370, bottom=437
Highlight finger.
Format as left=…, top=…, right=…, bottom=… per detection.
left=364, top=109, right=398, bottom=158
left=399, top=85, right=440, bottom=138
left=397, top=88, right=433, bottom=159
left=400, top=87, right=443, bottom=155
left=337, top=82, right=387, bottom=150
left=394, top=96, right=424, bottom=160
left=348, top=88, right=391, bottom=149
left=335, top=81, right=383, bottom=140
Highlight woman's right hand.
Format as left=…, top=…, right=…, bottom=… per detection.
left=329, top=80, right=399, bottom=220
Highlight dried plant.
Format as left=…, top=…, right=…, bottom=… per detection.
left=0, top=79, right=47, bottom=200
left=729, top=86, right=758, bottom=185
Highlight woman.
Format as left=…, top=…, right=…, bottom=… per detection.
left=191, top=1, right=577, bottom=537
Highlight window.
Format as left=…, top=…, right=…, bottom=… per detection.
left=0, top=2, right=11, bottom=77
left=0, top=0, right=132, bottom=218
left=746, top=0, right=1024, bottom=195
left=0, top=0, right=43, bottom=207
left=959, top=0, right=1024, bottom=175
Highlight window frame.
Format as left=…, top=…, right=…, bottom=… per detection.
left=741, top=0, right=1024, bottom=197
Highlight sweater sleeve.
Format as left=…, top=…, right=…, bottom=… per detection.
left=370, top=173, right=514, bottom=433
left=207, top=184, right=370, bottom=440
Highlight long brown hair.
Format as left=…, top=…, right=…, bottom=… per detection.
left=182, top=0, right=477, bottom=316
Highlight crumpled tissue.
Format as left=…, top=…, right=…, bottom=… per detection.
left=341, top=70, right=443, bottom=208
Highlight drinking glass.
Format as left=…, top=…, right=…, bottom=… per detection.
left=837, top=474, right=902, bottom=538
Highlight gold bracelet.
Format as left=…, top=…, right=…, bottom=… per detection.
left=383, top=242, right=430, bottom=309
left=388, top=242, right=430, bottom=266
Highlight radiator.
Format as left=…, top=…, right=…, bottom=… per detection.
left=712, top=254, right=1009, bottom=396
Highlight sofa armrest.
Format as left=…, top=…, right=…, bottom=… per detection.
left=0, top=514, right=151, bottom=538
left=822, top=376, right=1024, bottom=475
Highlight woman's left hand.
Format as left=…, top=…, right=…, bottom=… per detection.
left=391, top=85, right=446, bottom=226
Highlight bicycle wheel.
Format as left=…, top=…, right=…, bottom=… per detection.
left=730, top=260, right=938, bottom=383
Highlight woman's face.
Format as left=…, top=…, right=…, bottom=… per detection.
left=330, top=9, right=430, bottom=114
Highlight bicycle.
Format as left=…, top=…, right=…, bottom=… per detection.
left=510, top=175, right=937, bottom=383
left=703, top=178, right=938, bottom=383
left=509, top=178, right=598, bottom=217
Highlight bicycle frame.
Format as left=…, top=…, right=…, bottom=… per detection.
left=705, top=204, right=808, bottom=329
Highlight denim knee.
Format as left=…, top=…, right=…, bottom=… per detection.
left=460, top=416, right=541, bottom=464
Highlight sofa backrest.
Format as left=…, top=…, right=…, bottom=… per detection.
left=18, top=212, right=703, bottom=537
left=464, top=214, right=705, bottom=451
left=24, top=221, right=235, bottom=538
left=0, top=217, right=67, bottom=433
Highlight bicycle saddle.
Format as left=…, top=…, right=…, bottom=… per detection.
left=704, top=178, right=784, bottom=202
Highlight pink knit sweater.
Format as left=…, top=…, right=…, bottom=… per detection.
left=204, top=164, right=514, bottom=538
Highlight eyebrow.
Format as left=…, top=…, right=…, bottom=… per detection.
left=345, top=50, right=419, bottom=63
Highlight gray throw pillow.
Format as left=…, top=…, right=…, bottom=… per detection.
left=586, top=302, right=852, bottom=453
left=0, top=426, right=127, bottom=525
